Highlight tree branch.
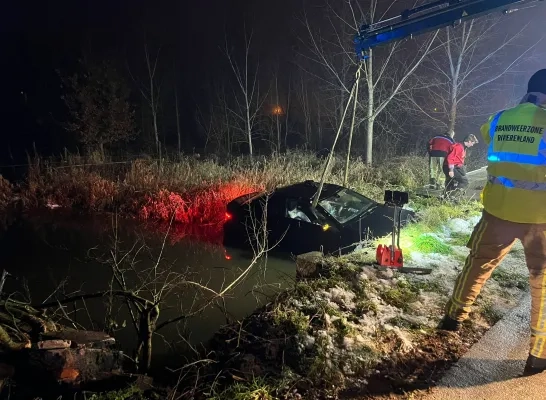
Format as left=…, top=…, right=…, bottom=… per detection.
left=34, top=291, right=150, bottom=310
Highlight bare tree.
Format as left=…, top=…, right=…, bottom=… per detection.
left=196, top=82, right=235, bottom=156
left=263, top=67, right=292, bottom=153
left=224, top=29, right=266, bottom=158
left=314, top=91, right=324, bottom=149
left=301, top=0, right=439, bottom=164
left=284, top=77, right=292, bottom=150
left=296, top=74, right=313, bottom=148
left=274, top=72, right=282, bottom=151
left=405, top=17, right=544, bottom=132
left=129, top=44, right=162, bottom=158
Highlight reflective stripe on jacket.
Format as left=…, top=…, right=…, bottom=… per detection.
left=481, top=102, right=546, bottom=223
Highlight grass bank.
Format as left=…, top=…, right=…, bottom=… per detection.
left=3, top=151, right=527, bottom=399
left=5, top=151, right=429, bottom=233
left=196, top=209, right=528, bottom=400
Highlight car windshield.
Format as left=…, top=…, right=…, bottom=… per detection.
left=318, top=188, right=375, bottom=224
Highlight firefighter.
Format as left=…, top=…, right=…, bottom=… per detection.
left=438, top=69, right=546, bottom=376
left=427, top=130, right=455, bottom=189
left=443, top=134, right=478, bottom=194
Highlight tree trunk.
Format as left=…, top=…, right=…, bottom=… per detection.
left=365, top=52, right=374, bottom=165
left=276, top=115, right=281, bottom=152
left=447, top=23, right=465, bottom=133
left=300, top=79, right=311, bottom=148
left=366, top=116, right=374, bottom=164
left=246, top=106, right=253, bottom=158
left=284, top=78, right=291, bottom=150
left=364, top=54, right=374, bottom=165
left=448, top=93, right=457, bottom=132
left=137, top=307, right=159, bottom=374
left=152, top=110, right=161, bottom=160
left=275, top=75, right=281, bottom=152
left=316, top=96, right=322, bottom=149
left=136, top=317, right=146, bottom=373
left=449, top=58, right=460, bottom=132
left=149, top=72, right=160, bottom=159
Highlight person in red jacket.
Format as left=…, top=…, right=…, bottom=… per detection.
left=428, top=130, right=455, bottom=189
left=443, top=134, right=479, bottom=193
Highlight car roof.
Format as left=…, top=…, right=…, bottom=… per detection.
left=274, top=181, right=344, bottom=201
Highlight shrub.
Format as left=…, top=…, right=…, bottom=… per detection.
left=137, top=181, right=262, bottom=225
left=20, top=151, right=431, bottom=223
left=0, top=175, right=13, bottom=212
left=412, top=234, right=453, bottom=255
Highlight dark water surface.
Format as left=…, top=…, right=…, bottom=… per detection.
left=0, top=211, right=295, bottom=367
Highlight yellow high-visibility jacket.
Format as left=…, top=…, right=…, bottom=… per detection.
left=481, top=101, right=546, bottom=223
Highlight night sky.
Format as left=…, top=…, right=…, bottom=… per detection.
left=1, top=0, right=544, bottom=165
left=0, top=0, right=299, bottom=161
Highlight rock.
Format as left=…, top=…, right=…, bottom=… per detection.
left=358, top=272, right=369, bottom=281
left=342, top=336, right=355, bottom=350
left=301, top=335, right=315, bottom=349
left=26, top=346, right=122, bottom=380
left=59, top=368, right=80, bottom=383
left=296, top=251, right=325, bottom=279
left=392, top=327, right=414, bottom=353
left=328, top=286, right=356, bottom=309
left=34, top=339, right=72, bottom=350
left=239, top=354, right=262, bottom=377
left=400, top=314, right=432, bottom=327
left=378, top=268, right=394, bottom=279
left=10, top=337, right=124, bottom=393
left=324, top=313, right=332, bottom=328
left=41, top=329, right=115, bottom=349
left=360, top=266, right=377, bottom=280
left=446, top=218, right=472, bottom=235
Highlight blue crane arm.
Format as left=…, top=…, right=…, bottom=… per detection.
left=355, top=0, right=544, bottom=60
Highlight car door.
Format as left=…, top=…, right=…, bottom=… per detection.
left=302, top=204, right=344, bottom=254
left=265, top=194, right=289, bottom=248
left=263, top=196, right=301, bottom=251
left=282, top=198, right=339, bottom=254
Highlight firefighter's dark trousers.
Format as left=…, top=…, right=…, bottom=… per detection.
left=443, top=165, right=468, bottom=192
left=445, top=211, right=546, bottom=359
left=429, top=156, right=445, bottom=186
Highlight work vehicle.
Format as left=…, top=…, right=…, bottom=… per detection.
left=223, top=181, right=415, bottom=255
left=354, top=0, right=544, bottom=61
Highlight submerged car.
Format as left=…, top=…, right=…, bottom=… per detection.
left=223, top=180, right=415, bottom=255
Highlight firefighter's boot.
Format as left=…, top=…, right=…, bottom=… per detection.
left=437, top=315, right=460, bottom=332
left=523, top=354, right=546, bottom=376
